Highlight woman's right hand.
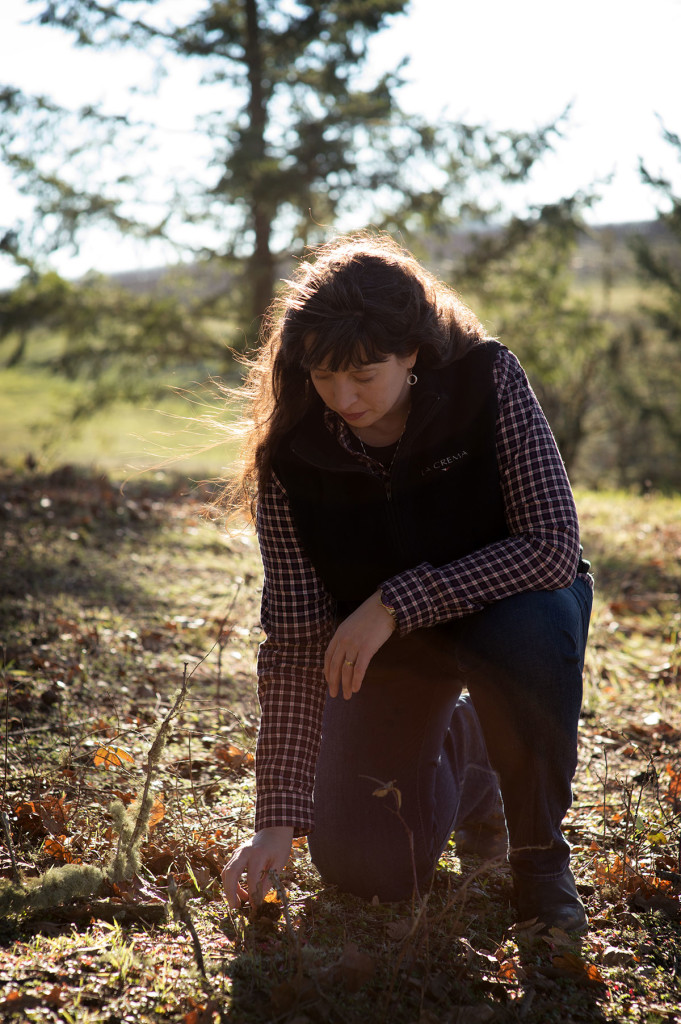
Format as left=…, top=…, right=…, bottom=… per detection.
left=221, top=826, right=294, bottom=909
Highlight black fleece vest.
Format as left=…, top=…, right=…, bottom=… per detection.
left=273, top=341, right=509, bottom=615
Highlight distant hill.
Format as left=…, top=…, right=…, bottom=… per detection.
left=570, top=219, right=674, bottom=281
left=105, top=219, right=673, bottom=298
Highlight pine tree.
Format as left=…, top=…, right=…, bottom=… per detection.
left=609, top=125, right=681, bottom=488
left=1, top=1, right=561, bottom=342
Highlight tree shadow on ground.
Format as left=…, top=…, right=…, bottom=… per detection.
left=221, top=872, right=612, bottom=1024
left=0, top=464, right=210, bottom=628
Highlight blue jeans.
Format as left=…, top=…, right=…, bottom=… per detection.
left=308, top=577, right=593, bottom=901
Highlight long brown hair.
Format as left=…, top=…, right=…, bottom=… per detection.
left=225, top=232, right=488, bottom=516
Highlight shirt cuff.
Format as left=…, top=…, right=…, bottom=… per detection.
left=381, top=562, right=487, bottom=634
left=254, top=789, right=315, bottom=837
left=381, top=566, right=438, bottom=634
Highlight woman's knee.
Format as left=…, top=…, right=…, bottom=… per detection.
left=308, top=819, right=432, bottom=901
left=462, top=584, right=590, bottom=680
left=309, top=781, right=438, bottom=901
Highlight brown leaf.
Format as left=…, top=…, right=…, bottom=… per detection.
left=188, top=862, right=213, bottom=892
left=270, top=977, right=317, bottom=1013
left=551, top=951, right=606, bottom=986
left=144, top=842, right=176, bottom=875
left=44, top=835, right=81, bottom=864
left=335, top=942, right=375, bottom=992
left=13, top=801, right=45, bottom=838
left=602, top=945, right=637, bottom=967
left=183, top=999, right=220, bottom=1024
left=496, top=958, right=520, bottom=981
left=14, top=796, right=71, bottom=839
left=0, top=992, right=41, bottom=1013
left=630, top=889, right=681, bottom=922
left=112, top=789, right=137, bottom=805
left=38, top=794, right=71, bottom=836
left=664, top=763, right=681, bottom=807
left=214, top=743, right=254, bottom=770
left=148, top=796, right=165, bottom=831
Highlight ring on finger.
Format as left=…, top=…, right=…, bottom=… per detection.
left=344, top=658, right=356, bottom=668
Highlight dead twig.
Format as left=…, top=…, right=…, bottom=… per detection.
left=1, top=811, right=21, bottom=883
left=168, top=873, right=207, bottom=979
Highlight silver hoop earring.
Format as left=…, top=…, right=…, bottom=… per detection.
left=407, top=371, right=418, bottom=386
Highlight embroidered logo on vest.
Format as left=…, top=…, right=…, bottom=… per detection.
left=421, top=450, right=469, bottom=476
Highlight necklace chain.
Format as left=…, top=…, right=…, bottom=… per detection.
left=356, top=420, right=407, bottom=474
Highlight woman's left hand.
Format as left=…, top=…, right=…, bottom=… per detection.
left=324, top=591, right=396, bottom=700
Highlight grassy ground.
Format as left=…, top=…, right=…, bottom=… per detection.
left=1, top=469, right=680, bottom=1023
left=0, top=360, right=239, bottom=479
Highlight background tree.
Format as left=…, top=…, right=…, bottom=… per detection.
left=1, top=1, right=562, bottom=344
left=451, top=198, right=609, bottom=479
left=602, top=126, right=681, bottom=490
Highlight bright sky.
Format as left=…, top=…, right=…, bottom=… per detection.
left=1, top=0, right=680, bottom=287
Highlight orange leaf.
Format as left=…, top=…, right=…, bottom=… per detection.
left=665, top=763, right=681, bottom=803
left=214, top=744, right=254, bottom=770
left=112, top=789, right=136, bottom=805
left=497, top=958, right=519, bottom=980
left=44, top=836, right=80, bottom=863
left=94, top=746, right=135, bottom=769
left=552, top=952, right=606, bottom=986
left=148, top=797, right=165, bottom=830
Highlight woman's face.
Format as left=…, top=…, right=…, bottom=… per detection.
left=309, top=351, right=417, bottom=437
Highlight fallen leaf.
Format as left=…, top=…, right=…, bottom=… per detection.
left=552, top=951, right=606, bottom=986
left=94, top=746, right=135, bottom=769
left=148, top=796, right=165, bottom=831
left=183, top=999, right=220, bottom=1024
left=664, top=763, right=681, bottom=808
left=112, top=789, right=136, bottom=806
left=214, top=744, right=254, bottom=770
left=44, top=835, right=81, bottom=863
left=270, top=977, right=317, bottom=1013
left=497, top=958, right=520, bottom=981
left=630, top=889, right=681, bottom=922
left=602, top=945, right=637, bottom=967
left=335, top=943, right=376, bottom=992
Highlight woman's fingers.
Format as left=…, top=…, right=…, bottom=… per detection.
left=341, top=655, right=357, bottom=700
left=324, top=636, right=357, bottom=697
left=222, top=847, right=252, bottom=909
left=221, top=828, right=294, bottom=909
left=324, top=591, right=396, bottom=700
left=350, top=651, right=370, bottom=694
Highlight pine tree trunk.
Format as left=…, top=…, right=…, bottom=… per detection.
left=244, top=0, right=274, bottom=336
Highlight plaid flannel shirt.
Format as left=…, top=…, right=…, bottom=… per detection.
left=254, top=347, right=591, bottom=835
